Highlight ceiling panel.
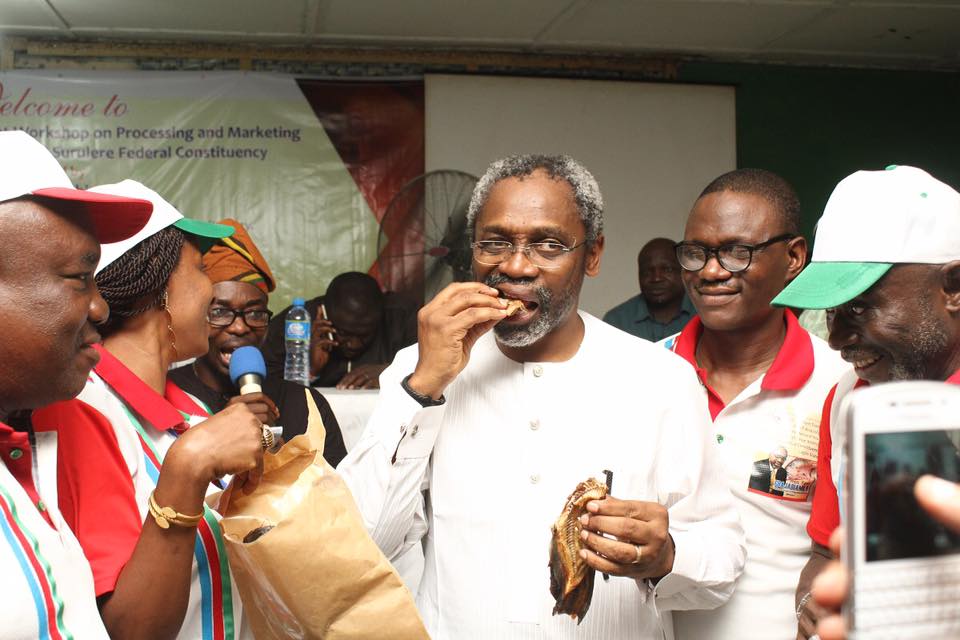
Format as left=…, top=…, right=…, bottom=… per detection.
left=317, top=0, right=570, bottom=42
left=769, top=4, right=960, bottom=60
left=543, top=0, right=833, bottom=53
left=0, top=0, right=958, bottom=69
left=52, top=0, right=308, bottom=36
left=0, top=0, right=65, bottom=31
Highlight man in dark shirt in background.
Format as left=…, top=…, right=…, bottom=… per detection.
left=603, top=237, right=695, bottom=341
left=168, top=219, right=347, bottom=466
left=262, top=271, right=417, bottom=389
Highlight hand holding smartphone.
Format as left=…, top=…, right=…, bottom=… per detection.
left=841, top=381, right=960, bottom=639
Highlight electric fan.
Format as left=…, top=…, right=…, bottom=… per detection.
left=374, top=169, right=479, bottom=306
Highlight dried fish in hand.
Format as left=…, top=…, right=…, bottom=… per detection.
left=548, top=477, right=608, bottom=623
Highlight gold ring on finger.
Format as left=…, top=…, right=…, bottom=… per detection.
left=260, top=424, right=275, bottom=450
left=632, top=544, right=643, bottom=564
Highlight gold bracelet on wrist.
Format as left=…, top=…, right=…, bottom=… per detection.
left=148, top=490, right=203, bottom=529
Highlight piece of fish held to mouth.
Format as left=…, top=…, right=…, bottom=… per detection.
left=501, top=298, right=525, bottom=317
left=549, top=477, right=609, bottom=624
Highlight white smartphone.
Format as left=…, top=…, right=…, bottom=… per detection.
left=319, top=303, right=335, bottom=342
left=841, top=381, right=960, bottom=639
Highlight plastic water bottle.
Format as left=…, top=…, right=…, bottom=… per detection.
left=283, top=297, right=311, bottom=387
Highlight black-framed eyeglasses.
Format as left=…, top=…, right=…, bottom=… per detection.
left=471, top=239, right=585, bottom=269
left=207, top=307, right=273, bottom=328
left=674, top=233, right=796, bottom=273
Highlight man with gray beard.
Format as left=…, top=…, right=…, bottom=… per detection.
left=338, top=154, right=745, bottom=639
left=770, top=165, right=960, bottom=639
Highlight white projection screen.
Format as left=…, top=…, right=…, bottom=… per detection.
left=425, top=74, right=736, bottom=318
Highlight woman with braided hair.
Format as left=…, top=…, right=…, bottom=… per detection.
left=33, top=180, right=262, bottom=640
left=96, top=226, right=186, bottom=333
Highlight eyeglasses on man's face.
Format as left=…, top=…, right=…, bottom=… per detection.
left=471, top=239, right=585, bottom=270
left=207, top=306, right=273, bottom=328
left=674, top=234, right=796, bottom=273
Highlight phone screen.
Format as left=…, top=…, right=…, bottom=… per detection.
left=864, top=428, right=960, bottom=562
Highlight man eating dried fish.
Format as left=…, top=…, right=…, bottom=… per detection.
left=338, top=154, right=746, bottom=639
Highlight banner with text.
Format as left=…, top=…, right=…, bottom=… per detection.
left=0, top=71, right=424, bottom=310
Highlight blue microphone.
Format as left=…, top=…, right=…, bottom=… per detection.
left=229, top=346, right=267, bottom=395
left=229, top=346, right=283, bottom=440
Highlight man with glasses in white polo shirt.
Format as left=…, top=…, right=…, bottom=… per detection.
left=662, top=168, right=849, bottom=640
left=339, top=154, right=745, bottom=639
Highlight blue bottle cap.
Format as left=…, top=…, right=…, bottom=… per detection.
left=292, top=297, right=305, bottom=306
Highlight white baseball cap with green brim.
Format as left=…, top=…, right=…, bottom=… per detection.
left=772, top=165, right=960, bottom=310
left=90, top=180, right=234, bottom=274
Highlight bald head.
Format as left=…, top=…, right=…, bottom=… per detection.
left=639, top=238, right=676, bottom=263
left=769, top=447, right=788, bottom=469
left=698, top=168, right=801, bottom=236
left=325, top=271, right=385, bottom=360
left=326, top=271, right=384, bottom=313
left=637, top=237, right=684, bottom=309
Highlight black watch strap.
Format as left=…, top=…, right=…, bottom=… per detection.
left=401, top=373, right=445, bottom=407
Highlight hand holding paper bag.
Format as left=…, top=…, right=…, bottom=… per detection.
left=218, top=389, right=428, bottom=639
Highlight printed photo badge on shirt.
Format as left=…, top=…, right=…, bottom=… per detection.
left=746, top=409, right=820, bottom=502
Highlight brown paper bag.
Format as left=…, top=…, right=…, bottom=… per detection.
left=218, top=390, right=429, bottom=639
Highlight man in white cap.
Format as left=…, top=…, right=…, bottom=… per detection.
left=770, top=165, right=960, bottom=638
left=0, top=131, right=151, bottom=638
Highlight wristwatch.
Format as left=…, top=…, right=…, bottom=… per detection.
left=401, top=373, right=445, bottom=407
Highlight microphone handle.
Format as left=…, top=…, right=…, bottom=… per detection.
left=237, top=373, right=263, bottom=395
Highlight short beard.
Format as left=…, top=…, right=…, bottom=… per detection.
left=484, top=273, right=578, bottom=348
left=889, top=294, right=950, bottom=381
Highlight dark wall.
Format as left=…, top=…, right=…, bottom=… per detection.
left=677, top=62, right=960, bottom=239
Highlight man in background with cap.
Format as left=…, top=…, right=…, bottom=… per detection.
left=771, top=165, right=960, bottom=639
left=662, top=168, right=849, bottom=640
left=0, top=131, right=151, bottom=637
left=169, top=219, right=348, bottom=466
